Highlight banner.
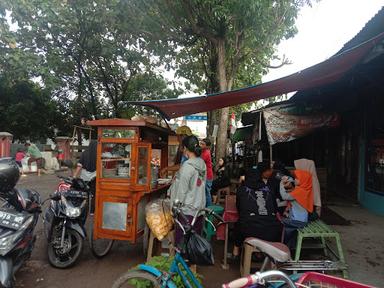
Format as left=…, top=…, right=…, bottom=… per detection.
left=263, top=108, right=339, bottom=145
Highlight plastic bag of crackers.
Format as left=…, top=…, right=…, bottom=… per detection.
left=145, top=199, right=174, bottom=241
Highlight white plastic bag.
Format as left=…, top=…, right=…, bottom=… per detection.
left=145, top=199, right=173, bottom=241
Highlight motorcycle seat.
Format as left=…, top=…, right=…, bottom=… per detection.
left=244, top=237, right=291, bottom=263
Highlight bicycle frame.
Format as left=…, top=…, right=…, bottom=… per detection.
left=138, top=252, right=202, bottom=288
left=135, top=203, right=221, bottom=288
left=170, top=252, right=202, bottom=288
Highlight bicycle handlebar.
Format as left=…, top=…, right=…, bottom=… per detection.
left=171, top=202, right=225, bottom=233
left=222, top=270, right=296, bottom=288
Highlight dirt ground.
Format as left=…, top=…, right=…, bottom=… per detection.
left=15, top=173, right=238, bottom=288
left=13, top=173, right=384, bottom=287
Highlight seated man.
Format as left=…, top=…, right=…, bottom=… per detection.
left=279, top=169, right=314, bottom=248
left=231, top=162, right=283, bottom=259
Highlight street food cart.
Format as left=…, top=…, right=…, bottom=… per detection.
left=87, top=118, right=173, bottom=243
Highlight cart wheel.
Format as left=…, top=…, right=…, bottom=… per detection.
left=89, top=215, right=114, bottom=258
left=143, top=223, right=149, bottom=257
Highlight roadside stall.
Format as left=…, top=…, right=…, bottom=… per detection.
left=87, top=118, right=174, bottom=245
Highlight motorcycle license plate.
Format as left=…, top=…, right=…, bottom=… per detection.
left=63, top=190, right=87, bottom=198
left=0, top=209, right=28, bottom=230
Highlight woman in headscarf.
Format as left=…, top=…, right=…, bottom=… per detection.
left=279, top=168, right=314, bottom=247
left=231, top=161, right=283, bottom=259
left=294, top=158, right=321, bottom=216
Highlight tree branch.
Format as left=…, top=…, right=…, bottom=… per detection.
left=256, top=54, right=292, bottom=69
left=95, top=57, right=117, bottom=108
left=173, top=0, right=218, bottom=43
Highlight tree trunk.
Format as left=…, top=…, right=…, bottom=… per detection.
left=215, top=39, right=229, bottom=165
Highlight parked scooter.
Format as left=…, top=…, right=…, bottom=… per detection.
left=43, top=176, right=89, bottom=268
left=0, top=158, right=41, bottom=288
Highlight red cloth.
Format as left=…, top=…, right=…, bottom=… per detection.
left=15, top=152, right=25, bottom=162
left=201, top=149, right=213, bottom=180
left=216, top=196, right=239, bottom=240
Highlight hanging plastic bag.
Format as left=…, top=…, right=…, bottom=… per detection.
left=145, top=199, right=173, bottom=241
left=185, top=231, right=214, bottom=266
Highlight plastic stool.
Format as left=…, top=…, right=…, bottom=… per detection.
left=204, top=205, right=224, bottom=241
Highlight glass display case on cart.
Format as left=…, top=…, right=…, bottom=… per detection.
left=87, top=119, right=174, bottom=249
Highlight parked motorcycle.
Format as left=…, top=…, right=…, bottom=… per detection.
left=43, top=175, right=114, bottom=268
left=0, top=158, right=41, bottom=288
left=43, top=176, right=89, bottom=268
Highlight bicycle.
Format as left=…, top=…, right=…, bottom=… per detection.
left=222, top=270, right=373, bottom=288
left=112, top=201, right=224, bottom=288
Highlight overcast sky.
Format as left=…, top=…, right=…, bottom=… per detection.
left=263, top=0, right=384, bottom=82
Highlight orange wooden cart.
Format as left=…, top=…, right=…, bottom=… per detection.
left=87, top=118, right=174, bottom=254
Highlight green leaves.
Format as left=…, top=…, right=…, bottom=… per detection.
left=127, top=256, right=202, bottom=288
left=0, top=0, right=182, bottom=122
left=0, top=78, right=59, bottom=141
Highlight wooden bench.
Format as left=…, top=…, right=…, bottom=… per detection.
left=294, top=219, right=348, bottom=278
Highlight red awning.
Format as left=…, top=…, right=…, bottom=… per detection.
left=128, top=32, right=384, bottom=120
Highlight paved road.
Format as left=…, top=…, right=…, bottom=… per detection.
left=15, top=173, right=238, bottom=288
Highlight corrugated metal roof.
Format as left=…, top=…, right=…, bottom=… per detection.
left=337, top=6, right=384, bottom=55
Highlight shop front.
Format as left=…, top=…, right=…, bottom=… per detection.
left=359, top=93, right=384, bottom=215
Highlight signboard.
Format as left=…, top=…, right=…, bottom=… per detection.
left=263, top=109, right=339, bottom=145
left=184, top=115, right=207, bottom=121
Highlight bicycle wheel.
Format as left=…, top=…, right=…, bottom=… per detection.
left=88, top=215, right=114, bottom=258
left=112, top=270, right=160, bottom=288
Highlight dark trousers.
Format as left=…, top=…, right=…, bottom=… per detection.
left=234, top=221, right=282, bottom=247
left=28, top=157, right=44, bottom=169
left=281, top=218, right=307, bottom=248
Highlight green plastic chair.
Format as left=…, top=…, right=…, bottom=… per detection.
left=204, top=205, right=224, bottom=241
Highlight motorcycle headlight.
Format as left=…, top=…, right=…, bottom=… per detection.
left=0, top=217, right=33, bottom=256
left=64, top=206, right=81, bottom=218
left=60, top=195, right=81, bottom=218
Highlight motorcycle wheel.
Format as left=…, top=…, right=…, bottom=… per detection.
left=89, top=215, right=114, bottom=258
left=47, top=228, right=83, bottom=269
